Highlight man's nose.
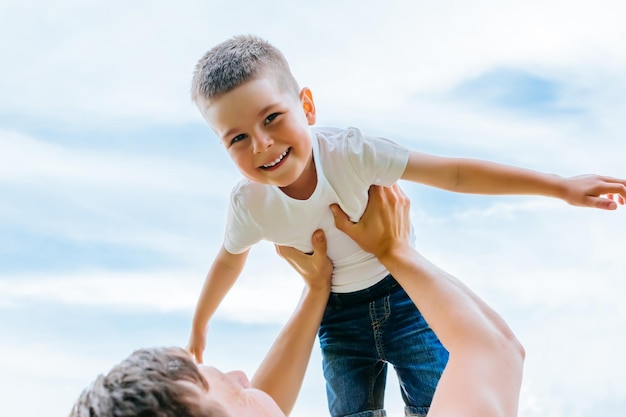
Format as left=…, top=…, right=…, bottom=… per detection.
left=225, top=370, right=251, bottom=388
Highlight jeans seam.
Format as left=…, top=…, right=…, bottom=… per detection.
left=370, top=300, right=385, bottom=361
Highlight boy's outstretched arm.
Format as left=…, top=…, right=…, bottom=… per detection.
left=187, top=246, right=249, bottom=363
left=250, top=230, right=332, bottom=416
left=401, top=151, right=626, bottom=210
left=331, top=184, right=525, bottom=417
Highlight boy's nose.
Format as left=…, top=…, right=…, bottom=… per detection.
left=252, top=134, right=273, bottom=153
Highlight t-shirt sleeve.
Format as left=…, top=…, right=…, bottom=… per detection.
left=223, top=186, right=263, bottom=255
left=343, top=128, right=410, bottom=186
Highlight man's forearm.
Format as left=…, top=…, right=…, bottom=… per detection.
left=251, top=285, right=329, bottom=416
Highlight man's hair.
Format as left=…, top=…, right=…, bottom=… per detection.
left=191, top=34, right=300, bottom=106
left=69, top=347, right=208, bottom=417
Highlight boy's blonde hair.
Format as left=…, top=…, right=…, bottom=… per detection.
left=191, top=34, right=300, bottom=106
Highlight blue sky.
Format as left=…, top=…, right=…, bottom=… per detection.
left=1, top=1, right=625, bottom=416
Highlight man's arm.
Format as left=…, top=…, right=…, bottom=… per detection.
left=332, top=185, right=525, bottom=417
left=250, top=230, right=331, bottom=417
left=401, top=150, right=626, bottom=210
left=187, top=246, right=249, bottom=363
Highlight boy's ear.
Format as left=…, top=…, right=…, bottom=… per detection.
left=300, top=87, right=316, bottom=125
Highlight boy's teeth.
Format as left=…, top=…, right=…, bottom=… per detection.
left=263, top=150, right=288, bottom=168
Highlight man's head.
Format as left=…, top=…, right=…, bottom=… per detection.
left=191, top=35, right=317, bottom=194
left=70, top=347, right=207, bottom=417
left=70, top=347, right=286, bottom=417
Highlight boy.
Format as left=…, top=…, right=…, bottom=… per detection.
left=187, top=34, right=625, bottom=417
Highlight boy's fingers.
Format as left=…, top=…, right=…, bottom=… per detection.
left=600, top=182, right=626, bottom=198
left=588, top=196, right=617, bottom=210
left=190, top=348, right=203, bottom=364
left=605, top=193, right=624, bottom=205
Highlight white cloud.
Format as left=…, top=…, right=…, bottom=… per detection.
left=0, top=129, right=230, bottom=195
left=0, top=241, right=305, bottom=322
left=0, top=128, right=236, bottom=264
left=2, top=0, right=625, bottom=127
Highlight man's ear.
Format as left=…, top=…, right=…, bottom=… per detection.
left=300, top=87, right=316, bottom=125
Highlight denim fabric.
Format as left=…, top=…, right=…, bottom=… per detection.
left=318, top=274, right=449, bottom=417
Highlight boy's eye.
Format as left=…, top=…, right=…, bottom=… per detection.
left=230, top=134, right=247, bottom=145
left=264, top=113, right=280, bottom=125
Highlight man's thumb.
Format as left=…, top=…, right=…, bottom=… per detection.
left=330, top=204, right=352, bottom=232
left=311, top=229, right=327, bottom=255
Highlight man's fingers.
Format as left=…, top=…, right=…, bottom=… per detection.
left=277, top=243, right=311, bottom=260
left=330, top=203, right=354, bottom=233
left=310, top=229, right=327, bottom=257
left=275, top=243, right=295, bottom=259
left=391, top=183, right=410, bottom=204
left=277, top=232, right=327, bottom=266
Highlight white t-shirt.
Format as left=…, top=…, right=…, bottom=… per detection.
left=224, top=126, right=411, bottom=292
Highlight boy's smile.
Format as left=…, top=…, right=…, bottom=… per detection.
left=203, top=76, right=318, bottom=199
left=260, top=148, right=290, bottom=171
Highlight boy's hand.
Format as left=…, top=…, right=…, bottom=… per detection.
left=186, top=327, right=207, bottom=364
left=275, top=229, right=332, bottom=293
left=330, top=184, right=411, bottom=259
left=563, top=175, right=626, bottom=210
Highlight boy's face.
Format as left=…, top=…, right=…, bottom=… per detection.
left=202, top=76, right=316, bottom=191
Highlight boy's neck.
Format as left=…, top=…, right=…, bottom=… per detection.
left=279, top=155, right=318, bottom=200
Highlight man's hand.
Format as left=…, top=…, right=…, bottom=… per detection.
left=330, top=184, right=411, bottom=259
left=275, top=229, right=332, bottom=293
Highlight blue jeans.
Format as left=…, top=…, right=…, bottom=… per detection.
left=318, top=274, right=449, bottom=417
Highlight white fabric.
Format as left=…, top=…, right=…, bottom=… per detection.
left=224, top=126, right=411, bottom=292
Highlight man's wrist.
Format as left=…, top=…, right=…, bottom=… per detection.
left=304, top=282, right=331, bottom=298
left=376, top=242, right=414, bottom=270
